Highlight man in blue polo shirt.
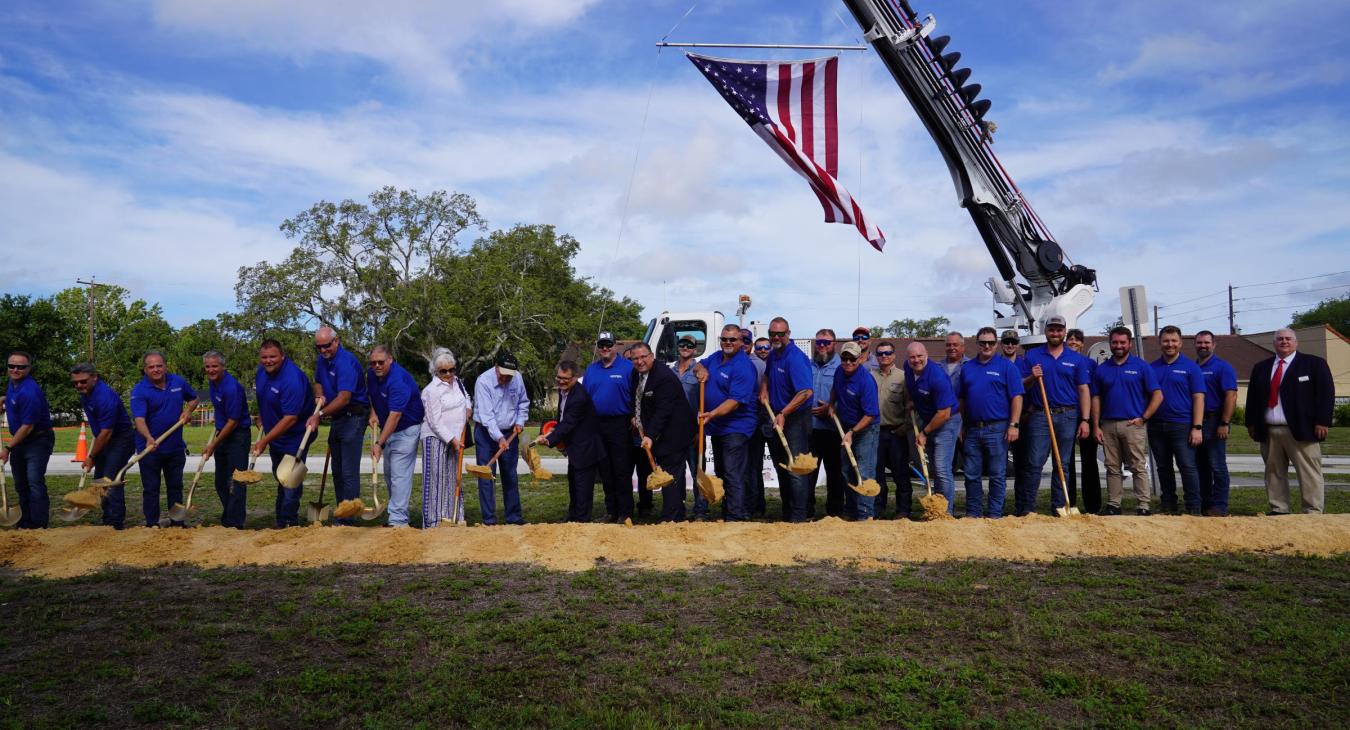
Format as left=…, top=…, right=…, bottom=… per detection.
left=1065, top=329, right=1102, bottom=515
left=999, top=330, right=1031, bottom=503
left=1092, top=327, right=1162, bottom=515
left=584, top=331, right=634, bottom=523
left=71, top=363, right=135, bottom=528
left=695, top=324, right=758, bottom=521
left=809, top=330, right=845, bottom=518
left=473, top=351, right=530, bottom=525
left=831, top=341, right=881, bottom=520
left=761, top=317, right=814, bottom=522
left=1018, top=316, right=1090, bottom=516
left=1193, top=330, right=1238, bottom=516
left=310, top=326, right=370, bottom=526
left=959, top=327, right=1024, bottom=518
left=2, top=351, right=54, bottom=529
left=254, top=339, right=315, bottom=528
left=1149, top=325, right=1206, bottom=514
left=130, top=350, right=198, bottom=527
left=905, top=341, right=959, bottom=515
left=200, top=351, right=251, bottom=528
left=367, top=344, right=425, bottom=528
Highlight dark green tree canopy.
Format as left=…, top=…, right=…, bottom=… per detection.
left=1291, top=294, right=1350, bottom=336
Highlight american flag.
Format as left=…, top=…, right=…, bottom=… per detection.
left=688, top=53, right=885, bottom=250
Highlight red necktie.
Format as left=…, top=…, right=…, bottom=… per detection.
left=1267, top=359, right=1284, bottom=408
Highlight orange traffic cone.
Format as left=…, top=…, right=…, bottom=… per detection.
left=72, top=421, right=89, bottom=462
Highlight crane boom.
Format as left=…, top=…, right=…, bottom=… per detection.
left=841, top=0, right=1096, bottom=341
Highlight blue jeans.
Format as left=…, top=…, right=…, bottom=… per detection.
left=382, top=427, right=421, bottom=526
left=93, top=430, right=135, bottom=529
left=139, top=448, right=186, bottom=526
left=328, top=414, right=367, bottom=526
left=475, top=424, right=522, bottom=525
left=213, top=427, right=250, bottom=528
left=963, top=420, right=1010, bottom=518
left=842, top=423, right=879, bottom=519
left=924, top=415, right=960, bottom=515
left=711, top=432, right=750, bottom=521
left=767, top=409, right=813, bottom=522
left=9, top=429, right=54, bottom=529
left=1148, top=420, right=1200, bottom=512
left=1022, top=409, right=1077, bottom=513
left=1197, top=414, right=1230, bottom=514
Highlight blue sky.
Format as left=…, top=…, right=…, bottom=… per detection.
left=3, top=0, right=1348, bottom=338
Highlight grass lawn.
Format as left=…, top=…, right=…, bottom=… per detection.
left=2, top=554, right=1346, bottom=727
left=1224, top=425, right=1349, bottom=455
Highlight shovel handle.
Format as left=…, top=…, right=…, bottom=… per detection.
left=0, top=463, right=8, bottom=513
left=183, top=429, right=217, bottom=509
left=830, top=412, right=860, bottom=471
left=452, top=420, right=467, bottom=525
left=482, top=428, right=518, bottom=468
left=697, top=380, right=707, bottom=474
left=316, top=450, right=332, bottom=501
left=118, top=418, right=190, bottom=481
left=912, top=421, right=932, bottom=496
left=762, top=400, right=796, bottom=457
left=1036, top=375, right=1074, bottom=509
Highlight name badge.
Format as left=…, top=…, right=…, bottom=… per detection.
left=1298, top=375, right=1309, bottom=382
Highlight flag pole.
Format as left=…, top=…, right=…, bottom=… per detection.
left=657, top=42, right=868, bottom=51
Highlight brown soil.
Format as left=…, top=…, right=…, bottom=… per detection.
left=232, top=469, right=264, bottom=484
left=3, top=514, right=1347, bottom=578
left=919, top=493, right=953, bottom=521
left=333, top=499, right=365, bottom=519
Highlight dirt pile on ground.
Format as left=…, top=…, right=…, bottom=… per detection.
left=918, top=494, right=952, bottom=520
left=3, top=514, right=1347, bottom=578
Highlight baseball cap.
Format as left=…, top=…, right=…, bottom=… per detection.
left=851, top=326, right=870, bottom=336
left=495, top=351, right=520, bottom=377
left=1000, top=329, right=1020, bottom=343
left=1045, top=316, right=1067, bottom=329
left=596, top=331, right=616, bottom=347
left=840, top=341, right=862, bottom=358
left=677, top=335, right=696, bottom=347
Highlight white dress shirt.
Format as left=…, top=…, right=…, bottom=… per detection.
left=421, top=377, right=471, bottom=444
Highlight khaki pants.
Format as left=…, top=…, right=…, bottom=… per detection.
left=1260, top=425, right=1324, bottom=514
left=1101, top=419, right=1150, bottom=508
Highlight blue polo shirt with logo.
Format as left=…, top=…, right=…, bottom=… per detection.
left=129, top=373, right=197, bottom=451
left=584, top=356, right=634, bottom=417
left=315, top=344, right=369, bottom=408
left=959, top=356, right=1025, bottom=423
left=209, top=371, right=251, bottom=432
left=765, top=344, right=814, bottom=413
left=1197, top=355, right=1238, bottom=414
left=832, top=365, right=880, bottom=429
left=5, top=376, right=51, bottom=435
left=905, top=362, right=958, bottom=424
left=1022, top=346, right=1090, bottom=409
left=1094, top=355, right=1161, bottom=420
left=699, top=350, right=758, bottom=437
left=81, top=379, right=132, bottom=438
left=1150, top=355, right=1205, bottom=424
left=256, top=359, right=312, bottom=453
left=368, top=361, right=425, bottom=432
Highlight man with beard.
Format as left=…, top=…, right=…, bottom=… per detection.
left=1064, top=329, right=1102, bottom=514
left=1092, top=327, right=1162, bottom=515
left=1019, top=317, right=1090, bottom=516
left=695, top=324, right=758, bottom=521
left=1148, top=325, right=1206, bottom=515
left=761, top=317, right=813, bottom=522
left=958, top=327, right=1024, bottom=518
left=1193, top=331, right=1238, bottom=516
left=809, top=330, right=845, bottom=518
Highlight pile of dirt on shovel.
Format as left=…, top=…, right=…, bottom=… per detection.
left=2, top=514, right=1348, bottom=578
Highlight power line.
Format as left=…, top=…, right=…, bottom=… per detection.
left=1234, top=270, right=1350, bottom=290
left=1156, top=289, right=1227, bottom=309
left=1235, top=283, right=1349, bottom=303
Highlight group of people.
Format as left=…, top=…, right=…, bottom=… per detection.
left=0, top=318, right=1335, bottom=529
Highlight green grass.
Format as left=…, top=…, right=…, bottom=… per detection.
left=1, top=555, right=1345, bottom=727
left=1225, top=425, right=1349, bottom=455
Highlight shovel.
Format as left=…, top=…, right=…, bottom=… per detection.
left=56, top=466, right=94, bottom=522
left=831, top=412, right=879, bottom=497
left=361, top=450, right=385, bottom=521
left=694, top=380, right=724, bottom=504
left=232, top=451, right=265, bottom=485
left=762, top=400, right=818, bottom=475
left=0, top=463, right=21, bottom=527
left=1037, top=375, right=1081, bottom=517
left=276, top=399, right=323, bottom=489
left=913, top=421, right=951, bottom=520
left=450, top=421, right=468, bottom=526
left=306, top=452, right=333, bottom=524
left=465, top=429, right=518, bottom=480
left=63, top=419, right=189, bottom=519
left=636, top=422, right=673, bottom=491
left=167, top=429, right=216, bottom=523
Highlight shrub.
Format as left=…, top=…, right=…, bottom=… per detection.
left=1334, top=403, right=1350, bottom=427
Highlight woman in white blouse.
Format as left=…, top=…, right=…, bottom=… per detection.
left=420, top=347, right=471, bottom=527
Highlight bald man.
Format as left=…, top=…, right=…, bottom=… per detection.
left=311, top=326, right=370, bottom=525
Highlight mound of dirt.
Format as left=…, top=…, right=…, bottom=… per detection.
left=2, top=514, right=1347, bottom=578
left=918, top=494, right=952, bottom=521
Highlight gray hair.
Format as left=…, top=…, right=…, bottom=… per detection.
left=202, top=350, right=226, bottom=365
left=70, top=362, right=98, bottom=377
left=142, top=349, right=167, bottom=367
left=429, top=347, right=456, bottom=376
left=1274, top=327, right=1297, bottom=343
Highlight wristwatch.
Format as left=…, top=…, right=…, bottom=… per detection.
left=1008, top=423, right=1019, bottom=429
left=1221, top=421, right=1230, bottom=427
left=1191, top=424, right=1203, bottom=430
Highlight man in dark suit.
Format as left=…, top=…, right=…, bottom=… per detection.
left=535, top=361, right=604, bottom=522
left=629, top=342, right=695, bottom=521
left=1244, top=328, right=1335, bottom=514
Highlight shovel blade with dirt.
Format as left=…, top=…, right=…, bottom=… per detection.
left=762, top=401, right=818, bottom=475
left=466, top=430, right=518, bottom=480
left=523, top=444, right=552, bottom=480
left=911, top=422, right=953, bottom=520
left=306, top=451, right=333, bottom=525
left=0, top=464, right=22, bottom=527
left=694, top=380, right=724, bottom=505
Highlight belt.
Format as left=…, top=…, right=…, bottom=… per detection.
left=333, top=404, right=370, bottom=419
left=968, top=419, right=1008, bottom=429
left=1029, top=405, right=1076, bottom=414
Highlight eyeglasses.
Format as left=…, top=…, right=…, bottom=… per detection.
left=978, top=340, right=998, bottom=347
left=6, top=363, right=30, bottom=371
left=315, top=339, right=336, bottom=351
left=1000, top=339, right=1019, bottom=345
left=368, top=360, right=388, bottom=366
left=754, top=345, right=770, bottom=352
left=852, top=334, right=870, bottom=341
left=719, top=337, right=741, bottom=344
left=71, top=377, right=91, bottom=386
left=814, top=339, right=833, bottom=348
left=768, top=331, right=788, bottom=338
left=596, top=342, right=614, bottom=349
left=840, top=355, right=858, bottom=363
left=677, top=342, right=696, bottom=349
left=876, top=350, right=895, bottom=357
left=437, top=368, right=456, bottom=375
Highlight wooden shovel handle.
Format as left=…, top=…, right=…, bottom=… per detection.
left=1036, top=375, right=1074, bottom=507
left=697, top=380, right=707, bottom=473
left=762, top=400, right=795, bottom=456
left=830, top=412, right=860, bottom=471
left=912, top=421, right=932, bottom=496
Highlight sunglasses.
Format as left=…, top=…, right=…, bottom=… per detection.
left=754, top=345, right=770, bottom=352
left=840, top=355, right=858, bottom=363
left=315, top=340, right=336, bottom=351
left=741, top=337, right=752, bottom=344
left=437, top=368, right=456, bottom=375
left=814, top=339, right=833, bottom=348
left=876, top=350, right=895, bottom=357
left=677, top=342, right=696, bottom=349
left=71, top=377, right=91, bottom=386
left=1001, top=339, right=1019, bottom=345
left=719, top=337, right=741, bottom=344
left=978, top=340, right=998, bottom=347
left=852, top=334, right=870, bottom=341
left=7, top=363, right=30, bottom=371
left=368, top=360, right=388, bottom=366
left=596, top=342, right=614, bottom=349
left=768, top=331, right=788, bottom=338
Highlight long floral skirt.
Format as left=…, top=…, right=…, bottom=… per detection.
left=422, top=436, right=463, bottom=527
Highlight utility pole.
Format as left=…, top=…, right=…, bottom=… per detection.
left=1153, top=305, right=1159, bottom=335
left=74, top=277, right=110, bottom=364
left=1227, top=284, right=1236, bottom=335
